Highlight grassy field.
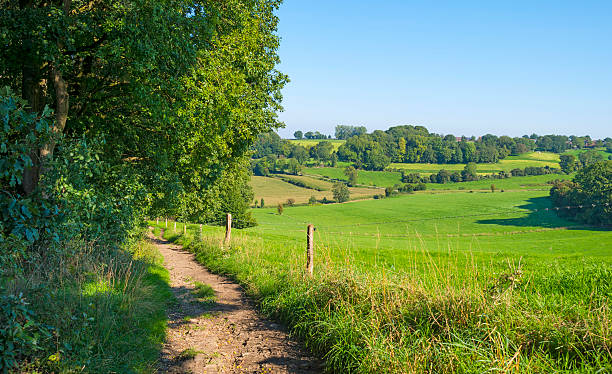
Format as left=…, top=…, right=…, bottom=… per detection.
left=250, top=175, right=379, bottom=205
left=426, top=173, right=570, bottom=191
left=563, top=147, right=611, bottom=160
left=154, top=188, right=612, bottom=372
left=303, top=166, right=403, bottom=187
left=289, top=139, right=345, bottom=150
left=389, top=152, right=561, bottom=174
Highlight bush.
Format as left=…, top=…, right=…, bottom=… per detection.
left=286, top=198, right=295, bottom=206
left=308, top=195, right=318, bottom=205
left=0, top=293, right=50, bottom=370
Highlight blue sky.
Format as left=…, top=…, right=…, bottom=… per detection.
left=274, top=1, right=612, bottom=139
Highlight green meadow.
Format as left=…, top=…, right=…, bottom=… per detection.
left=389, top=152, right=561, bottom=174
left=155, top=185, right=612, bottom=372
left=303, top=166, right=403, bottom=186
left=243, top=190, right=610, bottom=267
left=289, top=138, right=345, bottom=150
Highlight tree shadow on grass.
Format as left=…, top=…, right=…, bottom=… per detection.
left=476, top=196, right=610, bottom=231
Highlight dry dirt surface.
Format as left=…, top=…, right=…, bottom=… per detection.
left=151, top=231, right=323, bottom=374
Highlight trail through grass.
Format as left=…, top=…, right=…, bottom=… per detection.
left=152, top=188, right=612, bottom=372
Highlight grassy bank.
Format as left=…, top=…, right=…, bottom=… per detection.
left=1, top=231, right=172, bottom=373
left=154, top=216, right=611, bottom=373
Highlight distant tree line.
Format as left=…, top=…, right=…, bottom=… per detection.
left=251, top=132, right=337, bottom=176
left=253, top=127, right=610, bottom=175
left=294, top=130, right=331, bottom=139
left=550, top=161, right=611, bottom=226
left=336, top=125, right=540, bottom=170
left=398, top=163, right=563, bottom=185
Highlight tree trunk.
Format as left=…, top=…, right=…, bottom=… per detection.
left=20, top=43, right=46, bottom=195
left=40, top=64, right=69, bottom=162
left=20, top=0, right=72, bottom=195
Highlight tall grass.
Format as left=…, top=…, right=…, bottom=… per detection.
left=2, top=233, right=172, bottom=373
left=158, top=221, right=612, bottom=373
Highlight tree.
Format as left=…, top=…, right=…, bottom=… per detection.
left=294, top=130, right=303, bottom=139
left=310, top=141, right=334, bottom=162
left=579, top=150, right=604, bottom=167
left=398, top=137, right=407, bottom=161
left=344, top=166, right=358, bottom=186
left=461, top=163, right=478, bottom=181
left=559, top=154, right=578, bottom=174
left=308, top=195, right=317, bottom=205
left=260, top=198, right=265, bottom=209
left=277, top=203, right=283, bottom=215
left=332, top=182, right=350, bottom=203
left=290, top=145, right=309, bottom=164
left=550, top=161, right=611, bottom=225
left=0, top=0, right=287, bottom=220
left=335, top=125, right=367, bottom=139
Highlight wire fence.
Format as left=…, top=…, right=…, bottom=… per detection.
left=153, top=201, right=610, bottom=243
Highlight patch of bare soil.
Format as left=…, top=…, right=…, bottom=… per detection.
left=150, top=231, right=323, bottom=373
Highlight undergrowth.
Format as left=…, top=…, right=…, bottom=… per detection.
left=157, top=221, right=612, bottom=373
left=0, top=232, right=172, bottom=373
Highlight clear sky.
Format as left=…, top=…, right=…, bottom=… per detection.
left=274, top=1, right=612, bottom=139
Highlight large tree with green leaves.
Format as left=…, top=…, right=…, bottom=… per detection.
left=0, top=0, right=287, bottom=213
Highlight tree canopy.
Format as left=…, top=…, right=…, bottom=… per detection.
left=0, top=0, right=286, bottom=221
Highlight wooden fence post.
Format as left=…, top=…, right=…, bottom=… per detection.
left=156, top=217, right=159, bottom=224
left=174, top=221, right=176, bottom=232
left=306, top=224, right=314, bottom=276
left=165, top=218, right=168, bottom=228
left=224, top=213, right=232, bottom=244
left=183, top=222, right=186, bottom=234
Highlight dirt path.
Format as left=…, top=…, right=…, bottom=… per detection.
left=151, top=232, right=323, bottom=374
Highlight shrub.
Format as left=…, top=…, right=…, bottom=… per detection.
left=277, top=203, right=284, bottom=215
left=286, top=198, right=295, bottom=206
left=308, top=195, right=318, bottom=205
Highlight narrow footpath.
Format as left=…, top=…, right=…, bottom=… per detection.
left=151, top=231, right=322, bottom=374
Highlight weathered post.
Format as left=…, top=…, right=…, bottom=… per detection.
left=224, top=213, right=232, bottom=245
left=183, top=222, right=186, bottom=234
left=174, top=221, right=177, bottom=232
left=165, top=218, right=168, bottom=228
left=306, top=224, right=314, bottom=276
left=200, top=223, right=203, bottom=236
left=156, top=217, right=159, bottom=225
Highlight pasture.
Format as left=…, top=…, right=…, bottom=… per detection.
left=303, top=166, right=403, bottom=186
left=243, top=190, right=610, bottom=267
left=250, top=174, right=379, bottom=205
left=156, top=186, right=612, bottom=372
left=563, top=147, right=611, bottom=160
left=289, top=138, right=345, bottom=150
left=389, top=151, right=561, bottom=174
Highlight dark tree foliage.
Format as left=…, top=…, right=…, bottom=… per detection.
left=344, top=165, right=358, bottom=186
left=1, top=0, right=287, bottom=225
left=560, top=154, right=578, bottom=174
left=550, top=161, right=612, bottom=226
left=336, top=125, right=538, bottom=170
